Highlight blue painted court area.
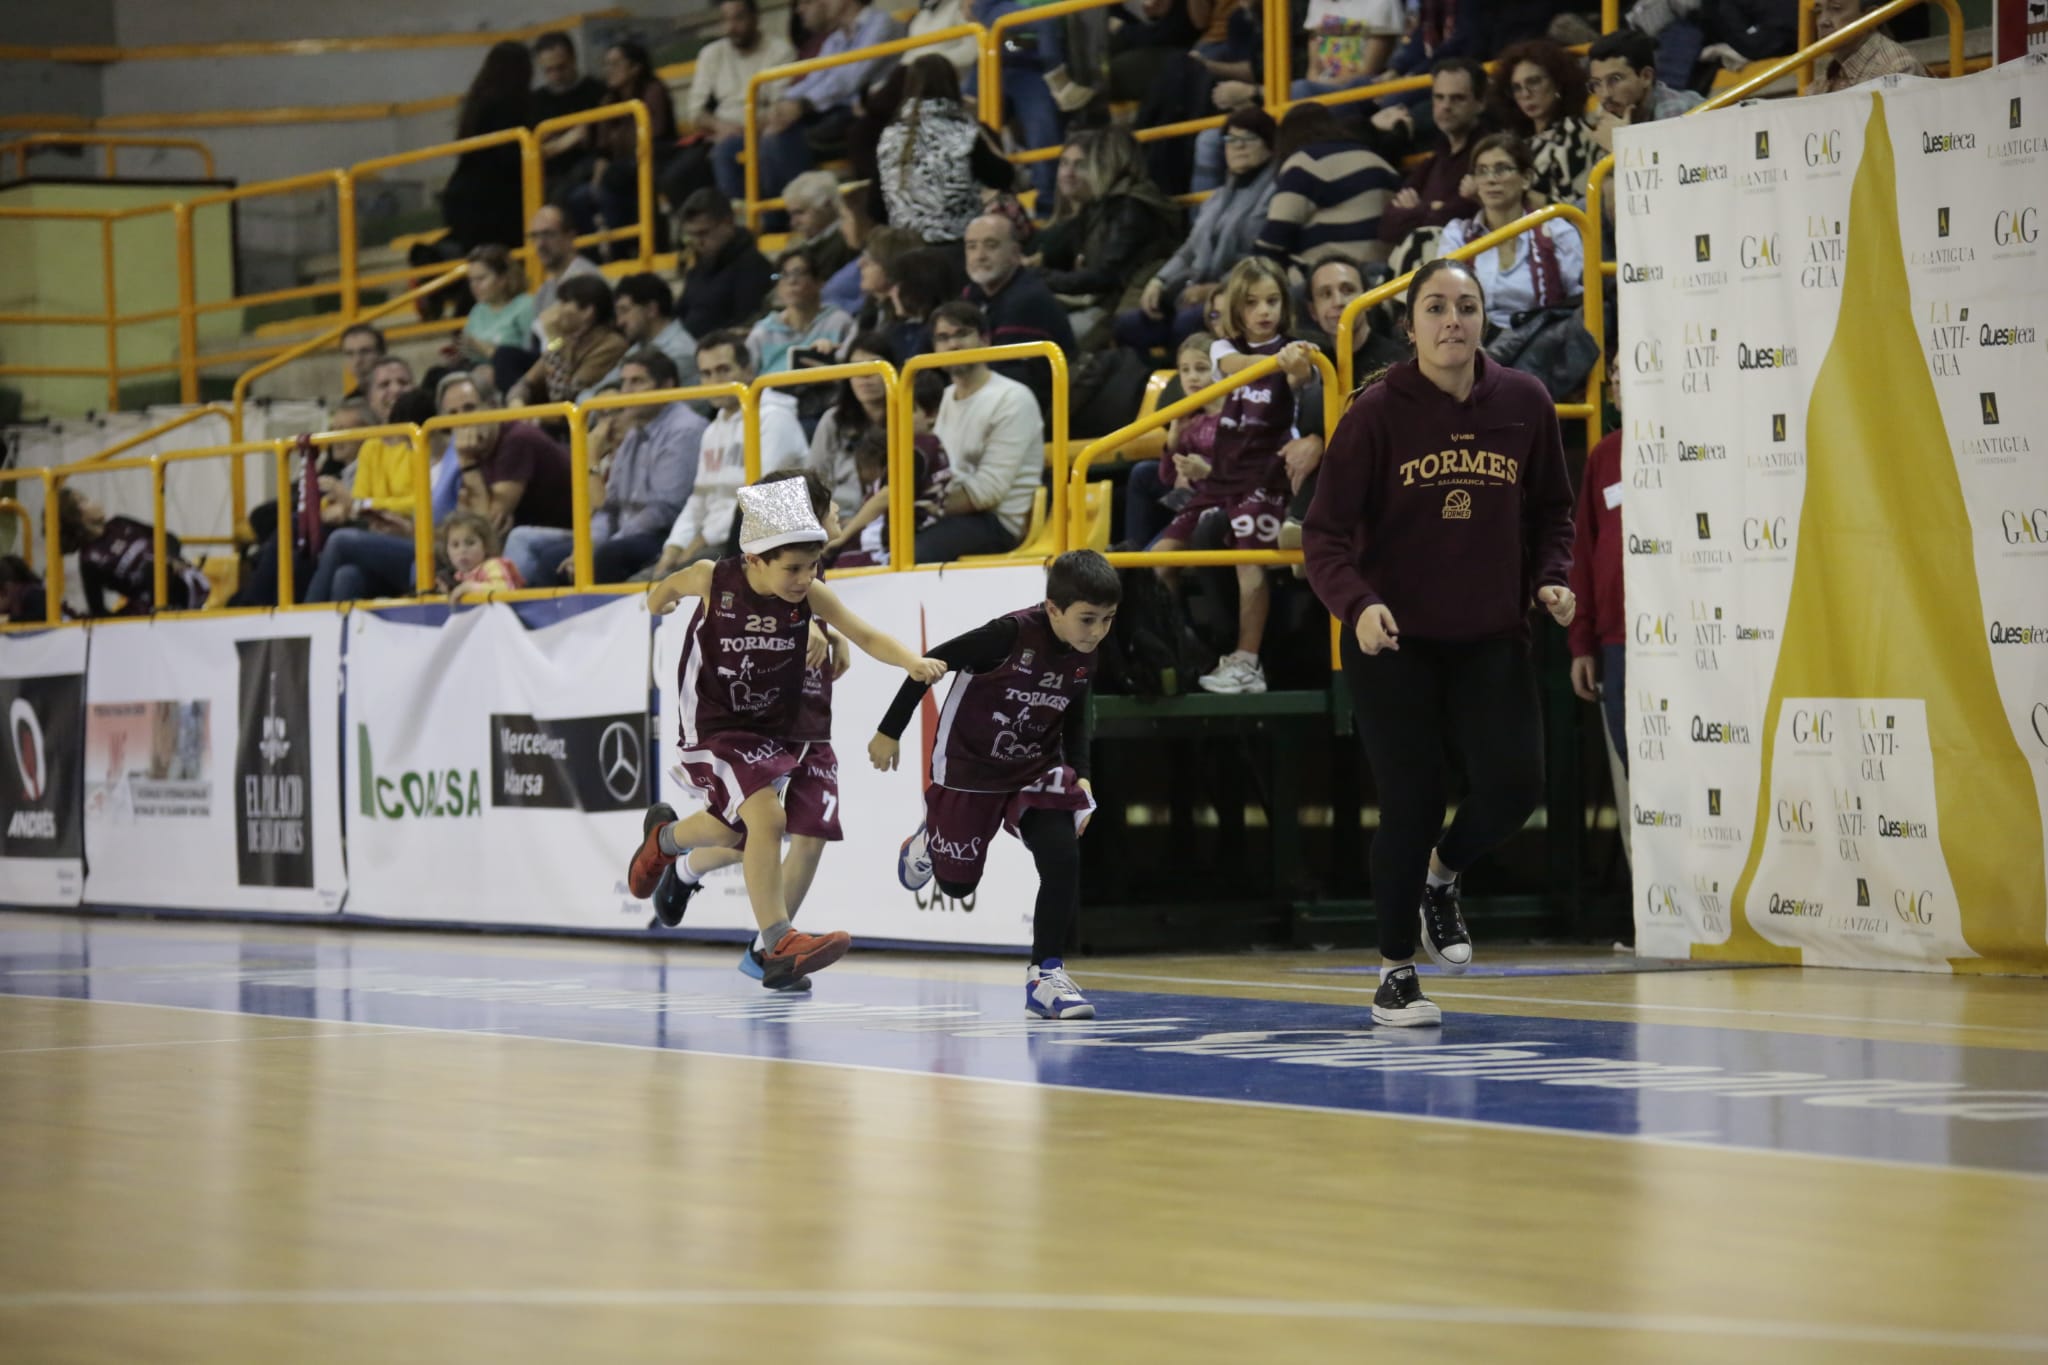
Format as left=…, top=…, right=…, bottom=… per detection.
left=4, top=918, right=2044, bottom=1178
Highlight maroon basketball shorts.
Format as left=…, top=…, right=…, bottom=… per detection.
left=674, top=730, right=807, bottom=848
left=1160, top=485, right=1287, bottom=550
left=783, top=741, right=843, bottom=841
left=923, top=763, right=1095, bottom=890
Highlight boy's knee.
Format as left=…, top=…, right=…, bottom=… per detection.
left=937, top=876, right=978, bottom=899
left=739, top=797, right=786, bottom=842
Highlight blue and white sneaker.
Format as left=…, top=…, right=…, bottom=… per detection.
left=739, top=943, right=812, bottom=992
left=898, top=823, right=934, bottom=892
left=1026, top=959, right=1095, bottom=1020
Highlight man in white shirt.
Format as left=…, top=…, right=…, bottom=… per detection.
left=696, top=0, right=799, bottom=202
left=641, top=331, right=808, bottom=575
left=919, top=302, right=1044, bottom=562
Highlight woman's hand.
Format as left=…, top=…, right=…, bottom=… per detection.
left=1355, top=603, right=1400, bottom=655
left=1569, top=654, right=1600, bottom=703
left=1280, top=434, right=1323, bottom=491
left=1139, top=277, right=1166, bottom=319
left=1537, top=584, right=1576, bottom=628
left=1457, top=173, right=1476, bottom=201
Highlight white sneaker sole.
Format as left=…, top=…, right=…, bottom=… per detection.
left=898, top=826, right=933, bottom=892
left=1029, top=999, right=1097, bottom=1020
left=1372, top=1000, right=1443, bottom=1027
left=1420, top=905, right=1473, bottom=976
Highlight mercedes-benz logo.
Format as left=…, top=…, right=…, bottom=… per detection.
left=598, top=720, right=643, bottom=802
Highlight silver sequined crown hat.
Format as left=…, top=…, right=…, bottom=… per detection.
left=737, top=478, right=828, bottom=555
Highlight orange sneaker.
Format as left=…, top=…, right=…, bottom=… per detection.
left=627, top=803, right=678, bottom=899
left=760, top=928, right=852, bottom=990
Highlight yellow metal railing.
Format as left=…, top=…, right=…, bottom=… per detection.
left=2, top=134, right=217, bottom=181
left=745, top=25, right=986, bottom=231
left=80, top=405, right=234, bottom=465
left=348, top=129, right=541, bottom=307
left=532, top=101, right=655, bottom=263
left=0, top=9, right=628, bottom=67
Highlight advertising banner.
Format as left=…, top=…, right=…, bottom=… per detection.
left=0, top=629, right=88, bottom=906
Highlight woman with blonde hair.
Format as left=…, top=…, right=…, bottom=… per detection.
left=1035, top=127, right=1184, bottom=344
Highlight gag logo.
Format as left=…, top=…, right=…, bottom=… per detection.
left=1644, top=883, right=1683, bottom=918
left=1804, top=129, right=1842, bottom=165
left=1994, top=208, right=2040, bottom=246
left=1775, top=799, right=1814, bottom=834
left=1791, top=708, right=1834, bottom=745
left=1633, top=612, right=1677, bottom=646
left=1740, top=234, right=1781, bottom=268
left=1633, top=340, right=1664, bottom=374
left=1894, top=889, right=1935, bottom=927
left=1743, top=516, right=1791, bottom=552
left=2002, top=508, right=2048, bottom=547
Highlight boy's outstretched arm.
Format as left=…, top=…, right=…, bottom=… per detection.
left=807, top=582, right=945, bottom=681
left=646, top=560, right=716, bottom=615
left=867, top=617, right=1021, bottom=771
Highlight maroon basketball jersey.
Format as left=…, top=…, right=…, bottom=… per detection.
left=931, top=607, right=1094, bottom=792
left=1207, top=335, right=1296, bottom=498
left=676, top=557, right=812, bottom=745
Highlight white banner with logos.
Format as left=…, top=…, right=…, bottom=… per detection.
left=655, top=564, right=1049, bottom=950
left=0, top=629, right=89, bottom=907
left=1618, top=60, right=2048, bottom=972
left=81, top=615, right=346, bottom=914
left=344, top=597, right=656, bottom=929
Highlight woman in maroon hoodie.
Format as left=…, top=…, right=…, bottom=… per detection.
left=1304, top=258, right=1576, bottom=1026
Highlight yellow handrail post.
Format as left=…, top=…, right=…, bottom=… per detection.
left=1798, top=0, right=1814, bottom=96
left=100, top=217, right=120, bottom=412
left=568, top=412, right=595, bottom=589
left=150, top=455, right=169, bottom=609
left=519, top=136, right=544, bottom=286
left=420, top=403, right=577, bottom=588
left=1604, top=0, right=1620, bottom=33
left=337, top=170, right=359, bottom=319
left=41, top=471, right=62, bottom=625
left=174, top=203, right=199, bottom=405
left=530, top=102, right=653, bottom=261
left=577, top=382, right=753, bottom=588
left=411, top=429, right=434, bottom=594
left=1265, top=0, right=1288, bottom=112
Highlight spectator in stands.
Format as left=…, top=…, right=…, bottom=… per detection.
left=456, top=246, right=535, bottom=373
left=1296, top=0, right=1406, bottom=98
left=909, top=0, right=981, bottom=78
left=1124, top=330, right=1224, bottom=550
left=1036, top=128, right=1184, bottom=347
left=340, top=324, right=386, bottom=398
left=851, top=224, right=923, bottom=334
left=58, top=487, right=212, bottom=617
left=0, top=555, right=49, bottom=625
left=447, top=381, right=575, bottom=538
left=229, top=398, right=376, bottom=609
left=1256, top=102, right=1404, bottom=275
left=697, top=0, right=799, bottom=202
left=507, top=348, right=705, bottom=586
left=441, top=41, right=533, bottom=253
left=807, top=332, right=897, bottom=518
left=509, top=274, right=628, bottom=407
left=1587, top=28, right=1702, bottom=152
left=533, top=31, right=610, bottom=202
left=963, top=212, right=1076, bottom=429
left=757, top=0, right=907, bottom=211
left=494, top=205, right=604, bottom=387
left=583, top=273, right=699, bottom=396
left=565, top=41, right=679, bottom=261
left=304, top=364, right=430, bottom=603
left=438, top=510, right=524, bottom=599
left=1625, top=0, right=1797, bottom=93
left=1569, top=365, right=1629, bottom=867
left=1369, top=0, right=1488, bottom=122
left=782, top=171, right=855, bottom=279
left=430, top=373, right=481, bottom=525
left=1490, top=39, right=1600, bottom=210
left=1811, top=0, right=1927, bottom=92
left=821, top=185, right=873, bottom=315
left=1378, top=58, right=1489, bottom=265
left=886, top=246, right=964, bottom=363
left=876, top=56, right=1014, bottom=249
left=676, top=189, right=776, bottom=338
left=748, top=245, right=858, bottom=374
left=1439, top=134, right=1583, bottom=330
left=919, top=302, right=1042, bottom=561
left=1119, top=107, right=1279, bottom=356
left=964, top=0, right=1066, bottom=203
left=640, top=331, right=808, bottom=573
left=825, top=382, right=951, bottom=567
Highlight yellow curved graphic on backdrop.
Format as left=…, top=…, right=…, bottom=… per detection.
left=1717, top=93, right=2046, bottom=970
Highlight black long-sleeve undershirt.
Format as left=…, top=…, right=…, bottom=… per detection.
left=875, top=617, right=1093, bottom=779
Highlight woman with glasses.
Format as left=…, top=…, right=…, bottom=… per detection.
left=1437, top=134, right=1582, bottom=331
left=1485, top=39, right=1600, bottom=211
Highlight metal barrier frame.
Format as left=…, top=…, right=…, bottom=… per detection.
left=2, top=134, right=216, bottom=181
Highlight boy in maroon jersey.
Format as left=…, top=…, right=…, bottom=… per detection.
left=868, top=549, right=1120, bottom=1019
left=631, top=478, right=945, bottom=990
left=653, top=471, right=854, bottom=991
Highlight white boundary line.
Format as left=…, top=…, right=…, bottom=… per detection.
left=0, top=1286, right=2041, bottom=1351
left=0, top=1030, right=378, bottom=1056
left=3, top=991, right=2043, bottom=1185
left=1086, top=969, right=2048, bottom=1038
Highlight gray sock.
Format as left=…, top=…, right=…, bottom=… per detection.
left=761, top=919, right=794, bottom=953
left=656, top=822, right=684, bottom=857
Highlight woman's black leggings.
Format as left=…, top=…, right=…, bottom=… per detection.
left=1341, top=633, right=1546, bottom=961
left=936, top=807, right=1081, bottom=965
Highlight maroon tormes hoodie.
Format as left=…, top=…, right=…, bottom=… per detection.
left=1305, top=355, right=1574, bottom=643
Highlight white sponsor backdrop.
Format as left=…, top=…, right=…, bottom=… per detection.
left=656, top=564, right=1048, bottom=949
left=82, top=614, right=346, bottom=914
left=0, top=629, right=88, bottom=907
left=345, top=597, right=655, bottom=928
left=1619, top=60, right=2048, bottom=970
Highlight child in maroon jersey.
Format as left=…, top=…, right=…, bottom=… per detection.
left=630, top=478, right=945, bottom=991
left=868, top=550, right=1121, bottom=1020
left=653, top=471, right=856, bottom=990
left=1149, top=258, right=1317, bottom=696
left=58, top=488, right=213, bottom=617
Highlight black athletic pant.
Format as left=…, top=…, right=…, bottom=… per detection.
left=1341, top=633, right=1545, bottom=961
left=936, top=807, right=1081, bottom=965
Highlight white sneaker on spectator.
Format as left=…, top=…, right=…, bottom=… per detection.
left=1198, top=651, right=1267, bottom=695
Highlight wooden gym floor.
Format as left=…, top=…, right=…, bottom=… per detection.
left=0, top=911, right=2043, bottom=1363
